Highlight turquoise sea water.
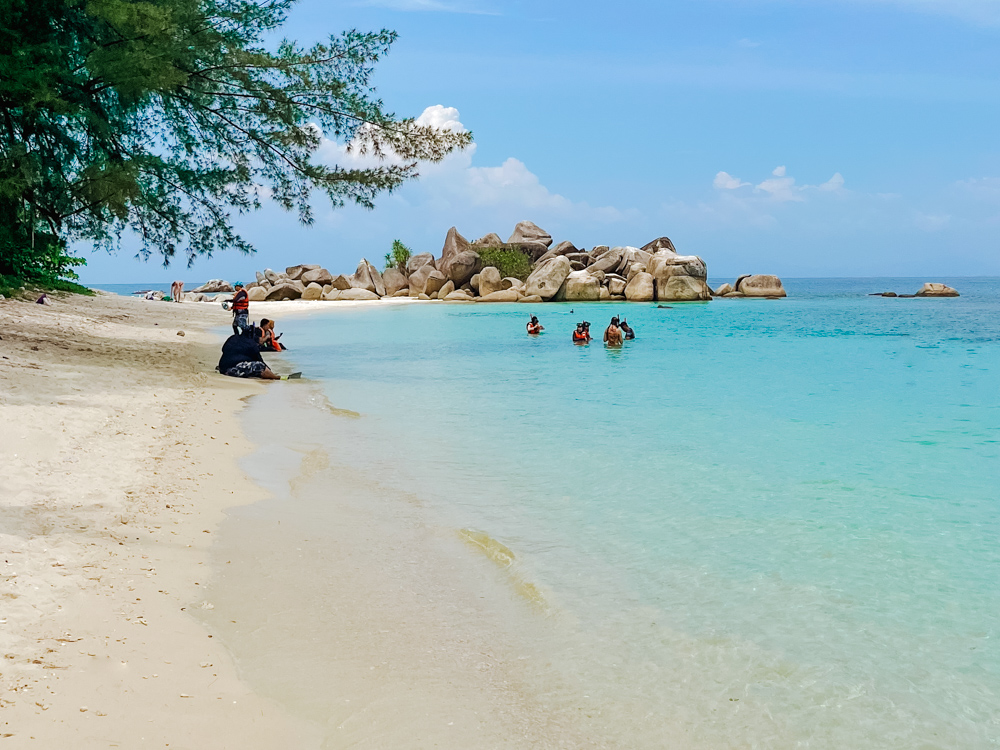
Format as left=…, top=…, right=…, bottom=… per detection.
left=210, top=278, right=999, bottom=747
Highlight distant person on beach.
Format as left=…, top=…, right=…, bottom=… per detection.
left=259, top=318, right=285, bottom=351
left=572, top=322, right=591, bottom=343
left=230, top=282, right=249, bottom=335
left=604, top=317, right=623, bottom=347
left=218, top=326, right=280, bottom=380
left=170, top=280, right=184, bottom=302
left=526, top=315, right=543, bottom=335
left=35, top=293, right=50, bottom=305
left=620, top=319, right=635, bottom=340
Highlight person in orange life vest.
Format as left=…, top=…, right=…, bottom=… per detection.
left=572, top=322, right=591, bottom=343
left=526, top=315, right=544, bottom=335
left=259, top=318, right=285, bottom=351
left=230, top=282, right=249, bottom=335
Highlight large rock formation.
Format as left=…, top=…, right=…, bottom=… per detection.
left=301, top=267, right=334, bottom=286
left=436, top=227, right=471, bottom=278
left=737, top=275, right=787, bottom=298
left=382, top=267, right=409, bottom=296
left=507, top=220, right=552, bottom=249
left=350, top=259, right=386, bottom=297
left=247, top=286, right=268, bottom=302
left=301, top=282, right=323, bottom=300
left=624, top=272, right=654, bottom=301
left=525, top=256, right=572, bottom=300
left=641, top=237, right=677, bottom=255
left=265, top=281, right=304, bottom=300
left=478, top=266, right=503, bottom=296
left=472, top=232, right=503, bottom=247
left=915, top=282, right=959, bottom=297
left=286, top=264, right=320, bottom=281
left=648, top=252, right=711, bottom=301
left=192, top=279, right=232, bottom=293
left=555, top=270, right=601, bottom=301
left=407, top=253, right=435, bottom=275
left=477, top=289, right=520, bottom=303
left=338, top=288, right=380, bottom=301
left=447, top=250, right=482, bottom=286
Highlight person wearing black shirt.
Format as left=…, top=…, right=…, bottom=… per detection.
left=218, top=327, right=279, bottom=379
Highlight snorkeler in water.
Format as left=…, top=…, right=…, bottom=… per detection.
left=620, top=318, right=635, bottom=340
left=526, top=315, right=544, bottom=335
left=572, top=322, right=591, bottom=343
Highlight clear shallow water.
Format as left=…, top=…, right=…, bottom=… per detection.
left=217, top=278, right=1000, bottom=747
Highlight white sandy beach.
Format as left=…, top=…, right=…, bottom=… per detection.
left=0, top=293, right=323, bottom=747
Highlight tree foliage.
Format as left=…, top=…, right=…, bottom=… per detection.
left=383, top=238, right=411, bottom=271
left=476, top=246, right=532, bottom=281
left=0, top=0, right=472, bottom=279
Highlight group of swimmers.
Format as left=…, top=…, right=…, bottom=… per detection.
left=528, top=315, right=635, bottom=346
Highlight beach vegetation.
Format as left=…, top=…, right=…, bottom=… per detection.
left=476, top=246, right=533, bottom=280
left=0, top=0, right=474, bottom=288
left=384, top=239, right=412, bottom=271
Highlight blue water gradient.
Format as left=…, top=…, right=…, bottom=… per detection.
left=250, top=277, right=1000, bottom=745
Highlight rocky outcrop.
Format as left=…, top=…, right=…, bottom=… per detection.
left=472, top=232, right=503, bottom=247
left=624, top=272, right=654, bottom=301
left=477, top=289, right=520, bottom=303
left=265, top=281, right=304, bottom=300
left=338, top=288, right=381, bottom=301
left=478, top=266, right=503, bottom=296
left=659, top=275, right=711, bottom=301
left=641, top=237, right=677, bottom=255
left=301, top=282, right=323, bottom=300
left=329, top=274, right=352, bottom=291
left=424, top=269, right=447, bottom=297
left=555, top=270, right=600, bottom=301
left=915, top=283, right=959, bottom=297
left=408, top=265, right=438, bottom=296
left=443, top=289, right=475, bottom=301
left=507, top=220, right=552, bottom=249
left=407, top=252, right=435, bottom=275
left=301, top=267, right=334, bottom=286
left=447, top=250, right=482, bottom=286
left=589, top=246, right=626, bottom=275
left=264, top=269, right=280, bottom=284
left=525, top=256, right=572, bottom=300
left=648, top=251, right=711, bottom=301
left=737, top=275, right=786, bottom=298
left=286, top=264, right=320, bottom=281
left=350, top=259, right=386, bottom=297
left=247, top=286, right=268, bottom=302
left=713, top=283, right=734, bottom=296
left=382, top=267, right=409, bottom=296
left=437, top=280, right=456, bottom=299
left=436, top=227, right=471, bottom=278
left=192, top=279, right=233, bottom=293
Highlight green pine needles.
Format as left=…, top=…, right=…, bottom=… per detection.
left=0, top=0, right=473, bottom=285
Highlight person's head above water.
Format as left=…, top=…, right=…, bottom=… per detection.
left=610, top=316, right=620, bottom=326
left=530, top=315, right=538, bottom=325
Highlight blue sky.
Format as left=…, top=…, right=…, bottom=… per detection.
left=79, top=0, right=1000, bottom=283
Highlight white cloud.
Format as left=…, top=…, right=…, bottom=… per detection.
left=311, top=105, right=634, bottom=235
left=819, top=173, right=846, bottom=191
left=714, top=171, right=750, bottom=190
left=772, top=165, right=787, bottom=177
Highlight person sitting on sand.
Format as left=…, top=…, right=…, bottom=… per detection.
left=218, top=326, right=280, bottom=380
left=620, top=318, right=635, bottom=340
left=170, top=280, right=184, bottom=303
left=230, top=282, right=249, bottom=335
left=604, top=317, right=623, bottom=347
left=259, top=318, right=286, bottom=351
left=572, top=322, right=591, bottom=343
left=526, top=315, right=543, bottom=335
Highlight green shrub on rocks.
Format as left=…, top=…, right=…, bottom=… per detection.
left=384, top=239, right=412, bottom=272
left=476, top=246, right=532, bottom=280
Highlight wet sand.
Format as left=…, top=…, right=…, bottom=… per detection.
left=0, top=292, right=321, bottom=747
